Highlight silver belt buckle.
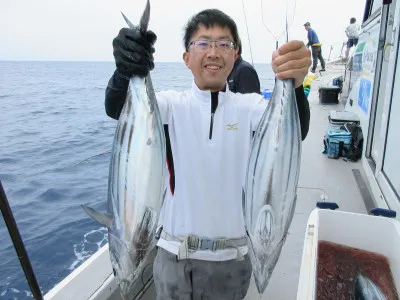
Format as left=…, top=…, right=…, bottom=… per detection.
left=200, top=238, right=214, bottom=251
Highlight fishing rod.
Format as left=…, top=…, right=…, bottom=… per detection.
left=240, top=0, right=297, bottom=65
left=0, top=180, right=43, bottom=300
left=285, top=0, right=289, bottom=43
left=240, top=0, right=255, bottom=66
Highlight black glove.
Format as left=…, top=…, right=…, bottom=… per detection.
left=113, top=28, right=157, bottom=78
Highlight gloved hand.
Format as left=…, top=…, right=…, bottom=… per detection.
left=113, top=28, right=157, bottom=78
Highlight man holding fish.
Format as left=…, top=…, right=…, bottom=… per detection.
left=104, top=7, right=311, bottom=300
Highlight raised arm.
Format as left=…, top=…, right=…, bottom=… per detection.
left=105, top=71, right=130, bottom=120
left=306, top=30, right=312, bottom=47
left=294, top=85, right=310, bottom=140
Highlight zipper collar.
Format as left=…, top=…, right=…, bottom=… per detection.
left=191, top=80, right=229, bottom=104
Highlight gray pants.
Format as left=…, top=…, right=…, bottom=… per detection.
left=311, top=46, right=326, bottom=72
left=153, top=247, right=252, bottom=300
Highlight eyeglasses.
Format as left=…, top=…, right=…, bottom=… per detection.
left=188, top=40, right=236, bottom=52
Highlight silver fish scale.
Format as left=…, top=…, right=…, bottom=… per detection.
left=105, top=1, right=166, bottom=297
left=107, top=75, right=166, bottom=297
left=244, top=79, right=302, bottom=294
left=81, top=1, right=166, bottom=298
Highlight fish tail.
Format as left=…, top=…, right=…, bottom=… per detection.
left=139, top=0, right=150, bottom=33
left=120, top=0, right=150, bottom=33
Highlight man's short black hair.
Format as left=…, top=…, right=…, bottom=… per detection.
left=350, top=17, right=356, bottom=24
left=183, top=9, right=240, bottom=52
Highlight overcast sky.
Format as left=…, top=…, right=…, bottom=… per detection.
left=0, top=0, right=366, bottom=63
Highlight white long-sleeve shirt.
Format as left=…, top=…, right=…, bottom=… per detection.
left=155, top=80, right=267, bottom=261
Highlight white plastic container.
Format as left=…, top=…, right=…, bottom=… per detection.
left=296, top=208, right=400, bottom=299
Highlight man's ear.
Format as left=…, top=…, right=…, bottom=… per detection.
left=183, top=52, right=189, bottom=67
left=234, top=48, right=239, bottom=61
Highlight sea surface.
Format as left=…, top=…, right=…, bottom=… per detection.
left=0, top=61, right=274, bottom=299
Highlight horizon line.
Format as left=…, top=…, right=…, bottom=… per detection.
left=0, top=59, right=271, bottom=64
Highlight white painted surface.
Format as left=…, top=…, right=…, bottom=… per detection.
left=381, top=16, right=400, bottom=200
left=297, top=208, right=400, bottom=300
left=344, top=0, right=400, bottom=214
left=44, top=245, right=116, bottom=300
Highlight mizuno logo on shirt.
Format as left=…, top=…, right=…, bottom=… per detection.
left=226, top=123, right=238, bottom=130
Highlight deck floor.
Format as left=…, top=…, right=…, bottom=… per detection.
left=110, top=64, right=371, bottom=300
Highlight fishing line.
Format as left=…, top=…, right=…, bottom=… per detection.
left=260, top=0, right=297, bottom=49
left=284, top=0, right=289, bottom=43
left=297, top=186, right=329, bottom=201
left=240, top=0, right=255, bottom=66
left=260, top=0, right=279, bottom=42
left=73, top=151, right=111, bottom=166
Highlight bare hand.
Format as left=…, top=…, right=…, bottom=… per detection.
left=272, top=41, right=311, bottom=88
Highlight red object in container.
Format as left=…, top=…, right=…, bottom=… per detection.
left=317, top=240, right=399, bottom=300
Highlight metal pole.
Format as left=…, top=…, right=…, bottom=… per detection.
left=0, top=180, right=43, bottom=300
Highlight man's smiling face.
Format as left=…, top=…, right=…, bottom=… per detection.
left=183, top=24, right=238, bottom=92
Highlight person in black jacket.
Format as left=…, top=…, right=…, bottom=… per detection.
left=227, top=38, right=261, bottom=94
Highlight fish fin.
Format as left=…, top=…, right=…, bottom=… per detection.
left=81, top=205, right=113, bottom=228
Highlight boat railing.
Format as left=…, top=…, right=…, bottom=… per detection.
left=322, top=41, right=347, bottom=63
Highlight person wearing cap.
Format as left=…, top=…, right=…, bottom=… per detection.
left=304, top=22, right=326, bottom=73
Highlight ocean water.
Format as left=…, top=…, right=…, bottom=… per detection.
left=0, top=61, right=274, bottom=299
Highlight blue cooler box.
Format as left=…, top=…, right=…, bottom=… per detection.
left=262, top=88, right=273, bottom=100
